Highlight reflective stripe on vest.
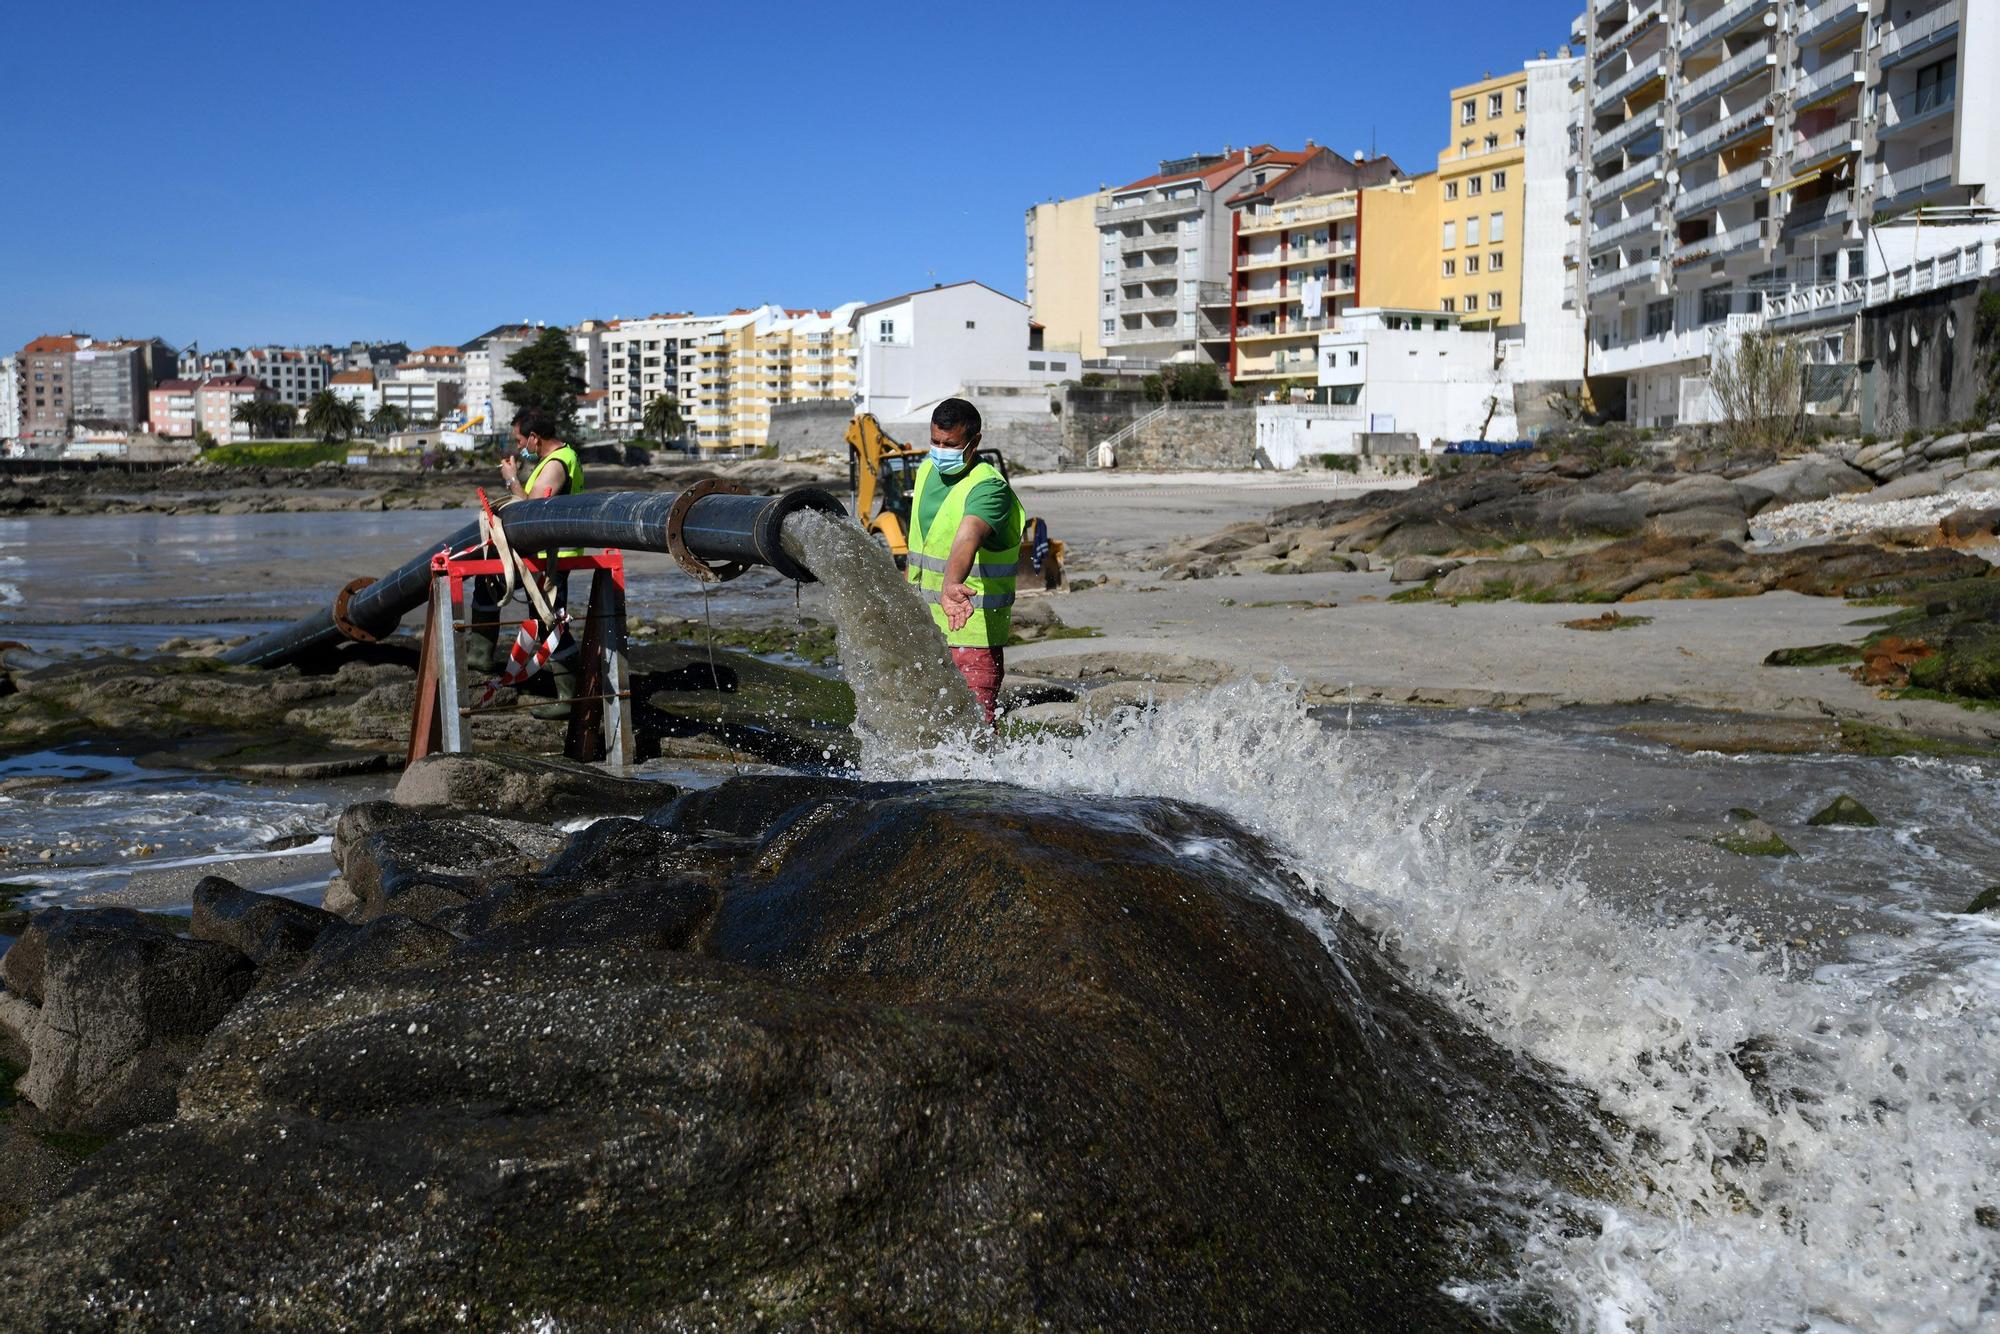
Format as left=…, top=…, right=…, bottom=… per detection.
left=528, top=444, right=586, bottom=557
left=908, top=457, right=1024, bottom=649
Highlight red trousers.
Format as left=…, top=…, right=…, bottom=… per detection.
left=950, top=646, right=1005, bottom=724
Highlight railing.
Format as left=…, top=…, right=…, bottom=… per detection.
left=1121, top=261, right=1179, bottom=282
left=1594, top=153, right=1664, bottom=199
left=1237, top=243, right=1350, bottom=271
left=1672, top=219, right=1764, bottom=265
left=1595, top=103, right=1665, bottom=159
left=1596, top=50, right=1666, bottom=107
left=1876, top=153, right=1957, bottom=202
left=1588, top=256, right=1662, bottom=295
left=1765, top=241, right=1998, bottom=327
left=1235, top=288, right=1287, bottom=305
left=1600, top=0, right=1664, bottom=54
left=1260, top=403, right=1365, bottom=421
left=1764, top=276, right=1867, bottom=326
left=1198, top=281, right=1232, bottom=305
left=1675, top=104, right=1765, bottom=163
left=1096, top=194, right=1203, bottom=225
left=1682, top=0, right=1773, bottom=54
left=1589, top=207, right=1662, bottom=250
left=1879, top=1, right=1960, bottom=65
left=1790, top=119, right=1861, bottom=165
left=1781, top=190, right=1850, bottom=232
left=1675, top=162, right=1765, bottom=215
left=1680, top=39, right=1773, bottom=106
left=1796, top=0, right=1865, bottom=41
left=1096, top=401, right=1232, bottom=453
left=1238, top=197, right=1357, bottom=231
left=1793, top=51, right=1864, bottom=106
left=1118, top=232, right=1180, bottom=254
left=1235, top=316, right=1336, bottom=339
left=1120, top=294, right=1184, bottom=315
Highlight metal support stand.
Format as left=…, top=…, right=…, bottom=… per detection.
left=407, top=548, right=632, bottom=766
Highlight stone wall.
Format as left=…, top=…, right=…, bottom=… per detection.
left=1862, top=275, right=2000, bottom=435
left=766, top=400, right=854, bottom=457
left=1058, top=386, right=1149, bottom=468
left=1113, top=407, right=1258, bottom=470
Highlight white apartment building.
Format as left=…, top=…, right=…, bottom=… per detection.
left=180, top=347, right=330, bottom=408
left=602, top=315, right=715, bottom=435
left=379, top=375, right=462, bottom=424
left=1522, top=53, right=1591, bottom=380
left=461, top=324, right=538, bottom=435
left=328, top=369, right=381, bottom=417
left=570, top=320, right=611, bottom=393
left=0, top=356, right=18, bottom=445
left=852, top=282, right=1074, bottom=425
left=1096, top=146, right=1310, bottom=365
left=1575, top=0, right=2000, bottom=425
left=1308, top=308, right=1518, bottom=452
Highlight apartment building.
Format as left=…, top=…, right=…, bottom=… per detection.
left=1097, top=146, right=1319, bottom=366
left=0, top=356, right=18, bottom=445
left=1439, top=71, right=1531, bottom=327
left=1222, top=149, right=1408, bottom=383
left=570, top=320, right=612, bottom=393
left=461, top=324, right=538, bottom=435
left=1575, top=0, right=2000, bottom=425
left=328, top=369, right=382, bottom=417
left=852, top=282, right=1075, bottom=424
left=180, top=347, right=329, bottom=407
left=379, top=374, right=462, bottom=424
left=602, top=314, right=712, bottom=435
left=149, top=376, right=280, bottom=442
left=682, top=305, right=863, bottom=454
left=1026, top=190, right=1111, bottom=358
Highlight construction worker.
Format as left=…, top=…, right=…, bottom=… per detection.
left=480, top=406, right=584, bottom=718
left=906, top=398, right=1023, bottom=724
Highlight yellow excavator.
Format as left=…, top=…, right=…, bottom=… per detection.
left=843, top=413, right=1064, bottom=587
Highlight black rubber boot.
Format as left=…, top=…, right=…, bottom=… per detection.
left=531, top=656, right=577, bottom=720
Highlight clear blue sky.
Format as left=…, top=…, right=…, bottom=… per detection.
left=0, top=1, right=1581, bottom=355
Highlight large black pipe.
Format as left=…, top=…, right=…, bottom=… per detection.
left=224, top=486, right=845, bottom=670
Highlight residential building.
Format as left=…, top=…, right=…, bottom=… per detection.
left=1221, top=149, right=1408, bottom=383
left=0, top=356, right=18, bottom=445
left=1026, top=190, right=1111, bottom=358
left=180, top=347, right=329, bottom=408
left=406, top=345, right=464, bottom=373
left=379, top=374, right=462, bottom=424
left=18, top=335, right=78, bottom=447
left=852, top=282, right=1075, bottom=425
left=193, top=376, right=280, bottom=443
left=1574, top=0, right=2000, bottom=425
left=147, top=379, right=203, bottom=438
left=65, top=336, right=177, bottom=436
left=1520, top=51, right=1591, bottom=380
left=602, top=314, right=712, bottom=435
left=1310, top=307, right=1518, bottom=447
left=461, top=324, right=539, bottom=436
left=1097, top=145, right=1318, bottom=366
left=575, top=389, right=608, bottom=432
left=682, top=305, right=864, bottom=454
left=570, top=320, right=613, bottom=393
left=1438, top=71, right=1532, bottom=329
left=327, top=341, right=410, bottom=374
left=329, top=368, right=382, bottom=417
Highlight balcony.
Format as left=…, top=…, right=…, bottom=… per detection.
left=1120, top=261, right=1180, bottom=282
left=1594, top=153, right=1665, bottom=200
left=1781, top=189, right=1851, bottom=236
left=1237, top=242, right=1351, bottom=272
left=1675, top=162, right=1767, bottom=216
left=1588, top=256, right=1662, bottom=296
left=1121, top=293, right=1184, bottom=316
left=1795, top=0, right=1866, bottom=44
left=1235, top=288, right=1288, bottom=307
left=1789, top=119, right=1862, bottom=166
left=1672, top=219, right=1765, bottom=266
left=1875, top=153, right=1958, bottom=206
left=1682, top=0, right=1775, bottom=58
left=1589, top=208, right=1661, bottom=251
left=1878, top=1, right=1959, bottom=68
left=1589, top=323, right=1721, bottom=375
left=1599, top=0, right=1664, bottom=55
left=1595, top=50, right=1666, bottom=110
left=1237, top=197, right=1356, bottom=233
left=1792, top=52, right=1866, bottom=108
left=1198, top=281, right=1232, bottom=306
left=1675, top=104, right=1767, bottom=164
left=1096, top=194, right=1203, bottom=226
left=1118, top=231, right=1181, bottom=255
left=1877, top=85, right=1956, bottom=141
left=1680, top=39, right=1774, bottom=107
left=1595, top=104, right=1664, bottom=161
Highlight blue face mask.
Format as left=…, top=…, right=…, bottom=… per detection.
left=929, top=446, right=966, bottom=473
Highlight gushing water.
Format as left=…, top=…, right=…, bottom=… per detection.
left=780, top=509, right=984, bottom=758
left=890, top=680, right=2000, bottom=1330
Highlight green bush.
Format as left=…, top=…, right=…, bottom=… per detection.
left=205, top=440, right=352, bottom=468
left=1317, top=453, right=1359, bottom=473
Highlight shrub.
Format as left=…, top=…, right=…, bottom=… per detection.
left=1711, top=330, right=1807, bottom=453
left=1317, top=453, right=1359, bottom=473
left=206, top=440, right=351, bottom=468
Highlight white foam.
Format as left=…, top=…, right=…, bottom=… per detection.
left=889, top=679, right=2000, bottom=1329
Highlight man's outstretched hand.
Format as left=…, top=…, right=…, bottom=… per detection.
left=941, top=581, right=974, bottom=631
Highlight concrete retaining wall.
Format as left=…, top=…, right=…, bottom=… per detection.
left=766, top=400, right=854, bottom=457
left=1862, top=275, right=2000, bottom=435
left=1112, top=407, right=1258, bottom=470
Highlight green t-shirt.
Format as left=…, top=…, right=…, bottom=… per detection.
left=916, top=463, right=1020, bottom=553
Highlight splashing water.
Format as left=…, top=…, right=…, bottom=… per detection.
left=780, top=509, right=985, bottom=758
left=886, top=678, right=2000, bottom=1330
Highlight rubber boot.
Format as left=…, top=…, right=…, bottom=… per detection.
left=463, top=579, right=504, bottom=675
left=462, top=625, right=498, bottom=675
left=531, top=656, right=577, bottom=720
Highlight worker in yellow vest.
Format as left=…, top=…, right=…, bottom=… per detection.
left=490, top=406, right=585, bottom=718
left=906, top=398, right=1024, bottom=723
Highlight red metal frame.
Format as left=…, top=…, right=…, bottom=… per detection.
left=429, top=549, right=626, bottom=609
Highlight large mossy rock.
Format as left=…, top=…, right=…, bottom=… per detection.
left=0, top=779, right=1597, bottom=1328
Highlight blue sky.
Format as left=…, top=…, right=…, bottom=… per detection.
left=0, top=1, right=1581, bottom=354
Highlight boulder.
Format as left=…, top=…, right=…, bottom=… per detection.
left=0, top=779, right=1603, bottom=1329
left=392, top=753, right=676, bottom=821
left=0, top=907, right=61, bottom=1004
left=190, top=876, right=341, bottom=977
left=1870, top=471, right=1946, bottom=503
left=1711, top=809, right=1797, bottom=858
left=341, top=812, right=565, bottom=925
left=1649, top=506, right=1751, bottom=542
left=1940, top=507, right=2000, bottom=543
left=1968, top=886, right=2000, bottom=915
left=1807, top=795, right=1879, bottom=828
left=18, top=909, right=253, bottom=1132
left=1391, top=557, right=1464, bottom=584
left=1733, top=456, right=1873, bottom=511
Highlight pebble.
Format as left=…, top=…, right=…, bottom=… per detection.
left=1757, top=488, right=2000, bottom=544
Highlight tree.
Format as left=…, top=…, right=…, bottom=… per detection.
left=371, top=402, right=409, bottom=437
left=502, top=329, right=585, bottom=438
left=303, top=390, right=363, bottom=443
left=1162, top=361, right=1228, bottom=402
left=642, top=392, right=684, bottom=442
left=1710, top=330, right=1807, bottom=453
left=232, top=399, right=294, bottom=440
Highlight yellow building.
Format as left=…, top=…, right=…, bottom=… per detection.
left=687, top=305, right=860, bottom=454
left=1025, top=191, right=1109, bottom=359
left=1357, top=173, right=1443, bottom=314
left=1436, top=70, right=1529, bottom=328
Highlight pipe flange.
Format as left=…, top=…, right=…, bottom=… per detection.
left=667, top=478, right=754, bottom=583
left=331, top=577, right=379, bottom=643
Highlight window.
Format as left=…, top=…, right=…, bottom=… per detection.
left=1465, top=293, right=1480, bottom=311
left=1515, top=127, right=1526, bottom=145
left=1442, top=258, right=1457, bottom=276
left=1442, top=297, right=1457, bottom=312
left=1443, top=221, right=1457, bottom=248
left=1102, top=319, right=1115, bottom=335
left=1490, top=211, right=1505, bottom=242
left=1466, top=216, right=1481, bottom=245
left=1488, top=251, right=1504, bottom=272
left=1466, top=255, right=1480, bottom=274
left=1699, top=286, right=1732, bottom=325
left=1515, top=86, right=1528, bottom=112
left=1489, top=291, right=1503, bottom=311
left=1347, top=350, right=1360, bottom=366
left=1484, top=134, right=1498, bottom=151
left=1491, top=170, right=1507, bottom=192
left=1915, top=57, right=1956, bottom=115
left=1645, top=299, right=1672, bottom=336
left=1488, top=92, right=1503, bottom=117
left=965, top=320, right=976, bottom=329
left=1028, top=360, right=1045, bottom=371
left=1444, top=180, right=1459, bottom=201
left=877, top=318, right=895, bottom=339
left=1461, top=99, right=1476, bottom=125
left=1468, top=175, right=1483, bottom=196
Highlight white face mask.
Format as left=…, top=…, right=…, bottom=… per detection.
left=928, top=444, right=966, bottom=473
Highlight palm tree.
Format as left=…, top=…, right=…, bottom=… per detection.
left=303, top=390, right=362, bottom=443
left=371, top=402, right=409, bottom=438
left=642, top=393, right=684, bottom=442
left=232, top=399, right=291, bottom=441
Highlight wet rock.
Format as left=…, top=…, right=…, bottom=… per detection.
left=299, top=914, right=457, bottom=986
left=341, top=812, right=564, bottom=925
left=1711, top=809, right=1797, bottom=858
left=1649, top=506, right=1750, bottom=542
left=1735, top=456, right=1873, bottom=510
left=0, top=907, right=61, bottom=1004
left=190, top=876, right=341, bottom=977
left=0, top=780, right=1602, bottom=1329
left=19, top=909, right=253, bottom=1133
left=392, top=752, right=677, bottom=821
left=1391, top=556, right=1465, bottom=584
left=1940, top=506, right=2000, bottom=543
left=0, top=983, right=39, bottom=1057
left=1807, top=795, right=1879, bottom=828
